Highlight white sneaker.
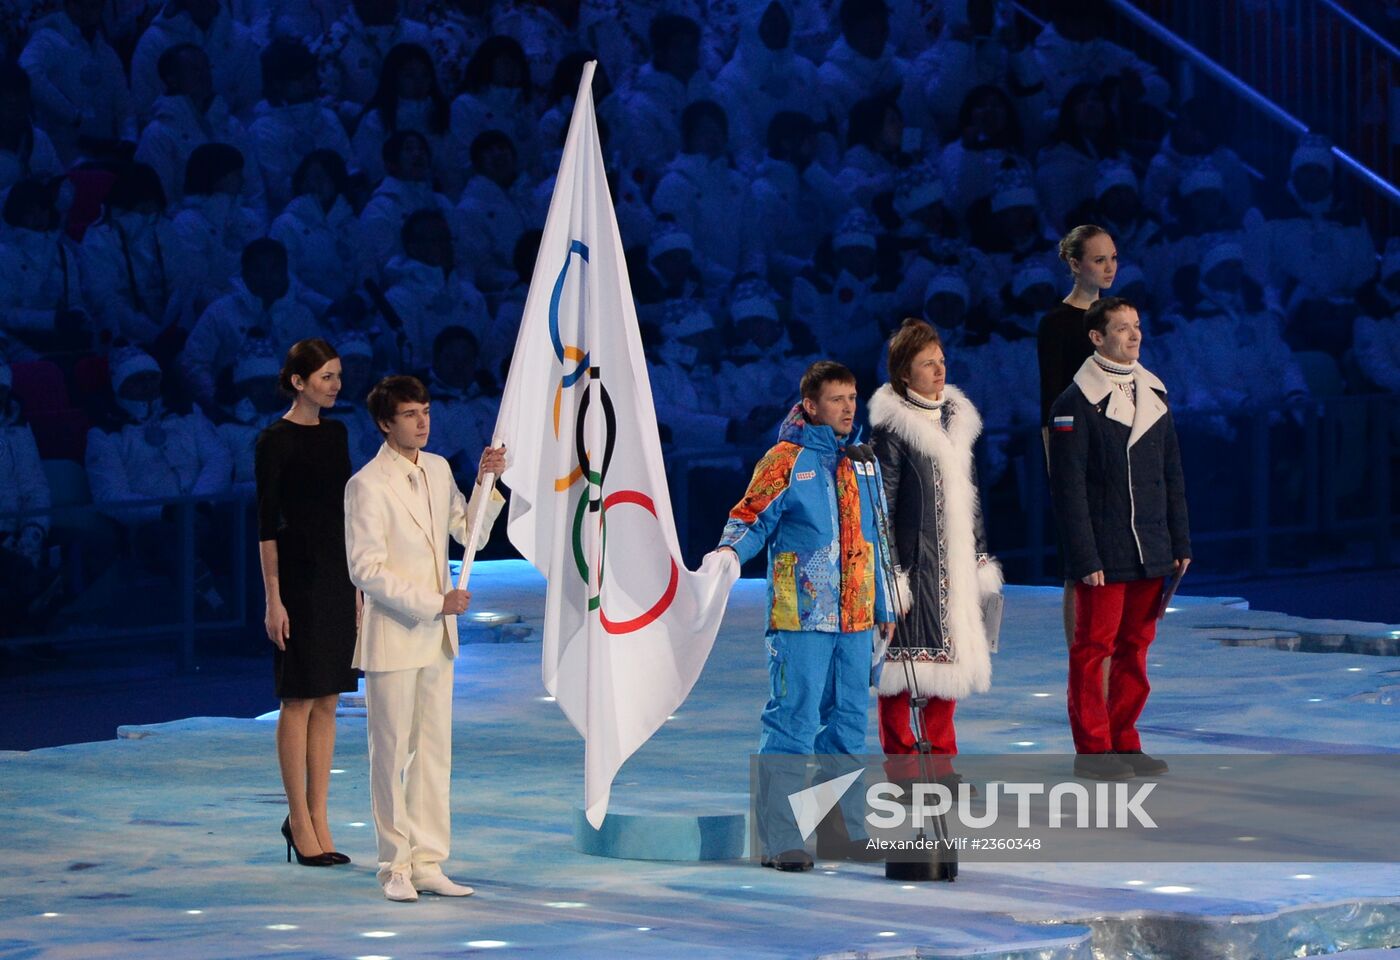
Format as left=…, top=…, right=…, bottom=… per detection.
left=383, top=869, right=418, bottom=902
left=412, top=868, right=474, bottom=897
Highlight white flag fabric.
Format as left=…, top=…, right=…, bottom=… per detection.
left=493, top=62, right=739, bottom=829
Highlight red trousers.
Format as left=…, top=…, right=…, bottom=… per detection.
left=1068, top=578, right=1164, bottom=753
left=878, top=691, right=957, bottom=779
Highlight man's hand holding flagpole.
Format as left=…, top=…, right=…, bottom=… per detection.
left=456, top=439, right=508, bottom=591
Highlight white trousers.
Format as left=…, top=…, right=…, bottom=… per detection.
left=364, top=649, right=454, bottom=884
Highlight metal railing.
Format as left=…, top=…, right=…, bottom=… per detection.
left=1014, top=0, right=1400, bottom=234
left=2, top=396, right=1395, bottom=667
left=1127, top=0, right=1398, bottom=186
left=0, top=491, right=253, bottom=668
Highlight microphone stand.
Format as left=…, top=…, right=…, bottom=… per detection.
left=849, top=443, right=957, bottom=883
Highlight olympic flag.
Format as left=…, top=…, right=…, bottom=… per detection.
left=493, top=62, right=739, bottom=828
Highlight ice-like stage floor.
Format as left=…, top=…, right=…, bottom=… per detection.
left=5, top=560, right=1400, bottom=959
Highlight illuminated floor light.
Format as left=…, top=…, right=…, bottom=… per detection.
left=545, top=901, right=586, bottom=909
left=739, top=885, right=753, bottom=890
left=465, top=941, right=509, bottom=948
left=356, top=956, right=393, bottom=960
left=40, top=912, right=61, bottom=918
left=1306, top=698, right=1323, bottom=702
left=667, top=715, right=678, bottom=720
left=823, top=870, right=838, bottom=875
left=1347, top=667, right=1364, bottom=672
left=348, top=821, right=367, bottom=827
left=1237, top=836, right=1257, bottom=842
left=900, top=885, right=916, bottom=890
left=1013, top=740, right=1036, bottom=747
left=330, top=768, right=345, bottom=774
left=185, top=909, right=204, bottom=915
left=1292, top=873, right=1314, bottom=880
left=1124, top=880, right=1146, bottom=886
left=361, top=931, right=397, bottom=938
left=636, top=927, right=652, bottom=931
left=539, top=696, right=556, bottom=702
left=1165, top=607, right=1179, bottom=614
left=266, top=924, right=299, bottom=931
left=877, top=931, right=898, bottom=937
left=1152, top=885, right=1194, bottom=894
left=1032, top=692, right=1052, bottom=698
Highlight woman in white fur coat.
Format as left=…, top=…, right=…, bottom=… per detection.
left=869, top=318, right=1003, bottom=783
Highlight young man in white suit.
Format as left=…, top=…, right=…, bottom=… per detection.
left=345, top=375, right=506, bottom=902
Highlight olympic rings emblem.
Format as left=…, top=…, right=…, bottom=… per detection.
left=550, top=239, right=592, bottom=490
left=571, top=487, right=680, bottom=634
left=549, top=237, right=678, bottom=632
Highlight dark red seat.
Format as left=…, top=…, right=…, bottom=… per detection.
left=10, top=360, right=70, bottom=414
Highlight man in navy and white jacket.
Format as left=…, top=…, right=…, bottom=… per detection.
left=1049, top=296, right=1190, bottom=782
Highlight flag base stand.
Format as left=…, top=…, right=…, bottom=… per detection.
left=884, top=828, right=958, bottom=883
left=572, top=793, right=748, bottom=861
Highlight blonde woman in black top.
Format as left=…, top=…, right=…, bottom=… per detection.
left=1038, top=226, right=1117, bottom=655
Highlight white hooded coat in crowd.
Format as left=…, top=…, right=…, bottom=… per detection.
left=0, top=227, right=79, bottom=340
left=80, top=212, right=176, bottom=345
left=86, top=405, right=231, bottom=524
left=750, top=155, right=850, bottom=280
left=0, top=394, right=50, bottom=540
left=19, top=11, right=135, bottom=161
left=651, top=151, right=761, bottom=289
left=248, top=100, right=355, bottom=211
left=449, top=87, right=542, bottom=182
left=168, top=192, right=265, bottom=319
left=269, top=194, right=367, bottom=311
left=712, top=0, right=822, bottom=171
left=352, top=103, right=459, bottom=196
left=180, top=280, right=318, bottom=406
left=358, top=175, right=462, bottom=275
left=456, top=171, right=537, bottom=294
left=612, top=64, right=714, bottom=178
left=817, top=34, right=910, bottom=134
left=915, top=15, right=1049, bottom=141
left=315, top=9, right=431, bottom=107
left=130, top=6, right=261, bottom=120
left=135, top=94, right=266, bottom=211
left=381, top=255, right=488, bottom=370
left=1032, top=21, right=1170, bottom=110
left=0, top=127, right=62, bottom=195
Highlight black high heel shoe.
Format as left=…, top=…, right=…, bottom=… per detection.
left=281, top=817, right=335, bottom=866
left=324, top=851, right=351, bottom=865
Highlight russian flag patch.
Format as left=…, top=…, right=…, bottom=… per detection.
left=1052, top=416, right=1075, bottom=432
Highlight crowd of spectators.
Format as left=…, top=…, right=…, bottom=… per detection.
left=0, top=0, right=1396, bottom=630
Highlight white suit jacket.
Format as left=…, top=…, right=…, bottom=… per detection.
left=345, top=443, right=503, bottom=672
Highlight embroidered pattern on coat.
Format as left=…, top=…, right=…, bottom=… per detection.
left=888, top=398, right=958, bottom=666
left=836, top=457, right=875, bottom=632
left=771, top=551, right=800, bottom=631
left=724, top=441, right=798, bottom=527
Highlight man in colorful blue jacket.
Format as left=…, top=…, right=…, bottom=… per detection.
left=718, top=361, right=896, bottom=871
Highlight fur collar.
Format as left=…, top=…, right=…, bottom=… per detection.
left=1071, top=355, right=1167, bottom=448
left=867, top=382, right=981, bottom=458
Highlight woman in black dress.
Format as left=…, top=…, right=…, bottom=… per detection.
left=1037, top=225, right=1117, bottom=659
left=256, top=338, right=358, bottom=866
